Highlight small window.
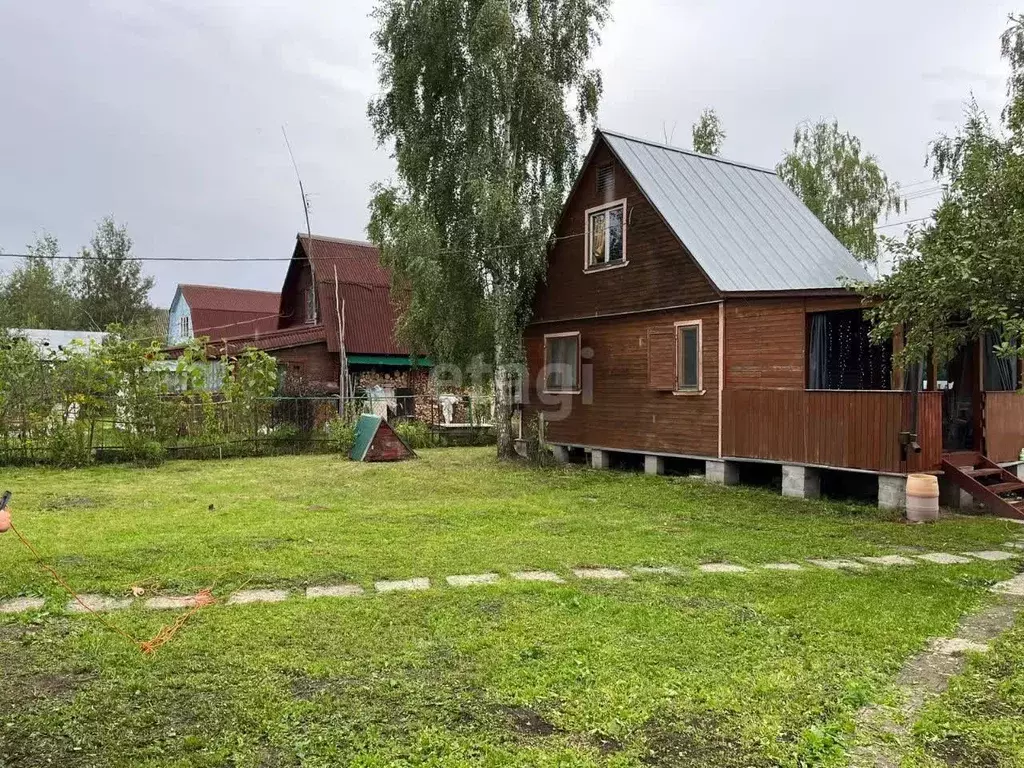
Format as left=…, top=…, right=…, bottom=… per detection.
left=179, top=316, right=190, bottom=337
left=304, top=287, right=318, bottom=324
left=596, top=164, right=614, bottom=193
left=544, top=333, right=580, bottom=393
left=586, top=200, right=626, bottom=269
left=676, top=322, right=701, bottom=391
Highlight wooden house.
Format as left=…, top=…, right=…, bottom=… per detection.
left=524, top=129, right=1024, bottom=517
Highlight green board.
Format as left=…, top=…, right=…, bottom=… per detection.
left=350, top=414, right=383, bottom=462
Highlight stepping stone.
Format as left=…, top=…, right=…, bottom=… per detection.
left=375, top=578, right=430, bottom=593
left=698, top=563, right=748, bottom=573
left=573, top=568, right=629, bottom=580
left=306, top=584, right=364, bottom=599
left=145, top=595, right=204, bottom=610
left=964, top=551, right=1017, bottom=561
left=0, top=597, right=45, bottom=614
left=226, top=589, right=289, bottom=605
left=511, top=571, right=565, bottom=583
left=760, top=563, right=803, bottom=571
left=992, top=573, right=1024, bottom=597
left=446, top=573, right=499, bottom=587
left=808, top=559, right=866, bottom=570
left=929, top=637, right=990, bottom=656
left=633, top=566, right=684, bottom=575
left=917, top=552, right=972, bottom=565
left=860, top=555, right=918, bottom=566
left=67, top=595, right=133, bottom=613
left=1003, top=542, right=1024, bottom=550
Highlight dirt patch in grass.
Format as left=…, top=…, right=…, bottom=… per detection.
left=641, top=714, right=771, bottom=768
left=501, top=705, right=561, bottom=736
left=40, top=495, right=96, bottom=511
left=929, top=734, right=1002, bottom=767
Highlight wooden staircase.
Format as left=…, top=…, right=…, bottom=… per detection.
left=941, top=451, right=1024, bottom=520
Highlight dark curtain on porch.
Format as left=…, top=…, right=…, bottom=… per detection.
left=983, top=330, right=1018, bottom=391
left=807, top=310, right=892, bottom=390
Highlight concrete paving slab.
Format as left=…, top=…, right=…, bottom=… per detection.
left=917, top=552, right=972, bottom=565
left=511, top=571, right=565, bottom=583
left=761, top=563, right=804, bottom=571
left=1003, top=542, right=1024, bottom=550
left=375, top=578, right=430, bottom=593
left=145, top=595, right=202, bottom=610
left=67, top=595, right=133, bottom=613
left=226, top=589, right=290, bottom=605
left=808, top=559, right=867, bottom=570
left=860, top=555, right=918, bottom=566
left=446, top=573, right=499, bottom=587
left=929, top=637, right=990, bottom=656
left=306, top=584, right=364, bottom=599
left=573, top=568, right=630, bottom=580
left=993, top=574, right=1024, bottom=597
left=0, top=597, right=45, bottom=613
left=964, top=550, right=1017, bottom=561
left=633, top=566, right=684, bottom=575
left=698, top=563, right=749, bottom=573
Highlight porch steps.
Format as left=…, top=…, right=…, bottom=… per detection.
left=941, top=452, right=1024, bottom=520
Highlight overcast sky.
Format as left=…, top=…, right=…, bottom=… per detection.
left=0, top=0, right=1017, bottom=307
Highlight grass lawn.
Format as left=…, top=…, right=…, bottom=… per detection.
left=1, top=448, right=1022, bottom=767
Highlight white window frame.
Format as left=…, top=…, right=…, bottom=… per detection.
left=179, top=315, right=190, bottom=338
left=674, top=320, right=703, bottom=395
left=542, top=331, right=582, bottom=395
left=584, top=199, right=628, bottom=272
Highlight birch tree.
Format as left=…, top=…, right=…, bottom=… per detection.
left=367, top=0, right=609, bottom=458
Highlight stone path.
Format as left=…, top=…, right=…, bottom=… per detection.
left=1, top=544, right=1020, bottom=616
left=849, top=570, right=1024, bottom=767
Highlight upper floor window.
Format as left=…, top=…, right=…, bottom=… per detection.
left=585, top=200, right=626, bottom=270
left=304, top=286, right=318, bottom=324
left=179, top=316, right=190, bottom=338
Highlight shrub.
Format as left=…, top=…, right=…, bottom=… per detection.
left=324, top=418, right=357, bottom=455
left=47, top=421, right=91, bottom=468
left=395, top=420, right=433, bottom=450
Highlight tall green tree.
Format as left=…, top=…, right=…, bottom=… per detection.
left=777, top=120, right=904, bottom=266
left=367, top=0, right=609, bottom=457
left=0, top=234, right=80, bottom=330
left=76, top=217, right=154, bottom=330
left=691, top=107, right=725, bottom=155
left=861, top=15, right=1024, bottom=366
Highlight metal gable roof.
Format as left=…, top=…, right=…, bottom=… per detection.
left=600, top=129, right=873, bottom=293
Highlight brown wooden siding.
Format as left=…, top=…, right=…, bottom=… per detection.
left=982, top=391, right=1024, bottom=463
left=721, top=390, right=942, bottom=473
left=524, top=304, right=720, bottom=457
left=724, top=299, right=806, bottom=389
left=530, top=140, right=718, bottom=325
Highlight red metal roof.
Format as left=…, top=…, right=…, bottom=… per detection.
left=218, top=324, right=326, bottom=355
left=178, top=284, right=281, bottom=341
left=296, top=235, right=409, bottom=356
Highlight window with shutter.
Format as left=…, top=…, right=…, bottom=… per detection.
left=676, top=322, right=702, bottom=391
left=647, top=328, right=676, bottom=390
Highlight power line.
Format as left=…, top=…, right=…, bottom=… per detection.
left=875, top=216, right=932, bottom=230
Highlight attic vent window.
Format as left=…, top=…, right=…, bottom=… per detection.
left=596, top=164, right=614, bottom=193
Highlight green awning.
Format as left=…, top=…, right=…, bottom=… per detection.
left=346, top=354, right=433, bottom=367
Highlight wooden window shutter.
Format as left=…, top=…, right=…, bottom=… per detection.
left=596, top=164, right=614, bottom=194
left=647, top=327, right=676, bottom=390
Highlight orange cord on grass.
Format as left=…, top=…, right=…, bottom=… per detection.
left=7, top=519, right=215, bottom=655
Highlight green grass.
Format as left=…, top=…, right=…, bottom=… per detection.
left=0, top=448, right=1022, bottom=767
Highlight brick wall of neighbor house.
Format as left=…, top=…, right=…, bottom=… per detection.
left=531, top=139, right=719, bottom=325
left=275, top=343, right=340, bottom=391
left=524, top=303, right=721, bottom=457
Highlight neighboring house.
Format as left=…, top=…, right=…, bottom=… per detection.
left=8, top=329, right=108, bottom=357
left=213, top=235, right=435, bottom=420
left=166, top=284, right=280, bottom=346
left=524, top=129, right=1024, bottom=516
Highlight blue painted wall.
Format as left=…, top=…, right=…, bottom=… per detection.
left=166, top=289, right=193, bottom=346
